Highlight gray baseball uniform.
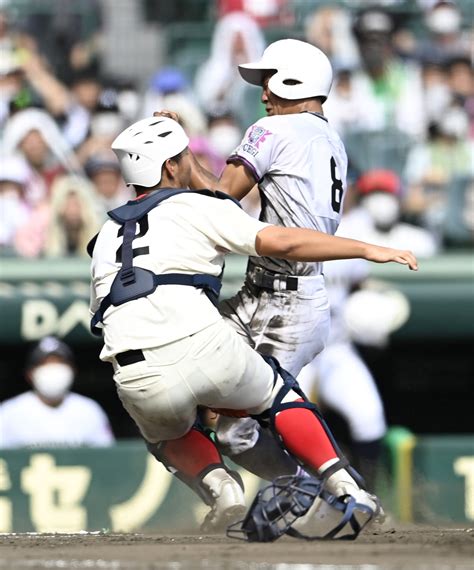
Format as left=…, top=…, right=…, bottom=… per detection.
left=217, top=111, right=348, bottom=455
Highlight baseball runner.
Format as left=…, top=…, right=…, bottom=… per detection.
left=157, top=39, right=374, bottom=483
left=88, top=116, right=417, bottom=532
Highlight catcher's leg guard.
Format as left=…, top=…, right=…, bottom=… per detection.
left=246, top=358, right=382, bottom=538
left=146, top=425, right=246, bottom=531
left=254, top=357, right=364, bottom=489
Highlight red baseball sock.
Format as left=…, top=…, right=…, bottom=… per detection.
left=161, top=428, right=222, bottom=478
left=274, top=400, right=338, bottom=471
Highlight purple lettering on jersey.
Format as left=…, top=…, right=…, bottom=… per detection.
left=247, top=126, right=272, bottom=149
left=242, top=143, right=259, bottom=157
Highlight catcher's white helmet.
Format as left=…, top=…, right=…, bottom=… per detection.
left=238, top=39, right=333, bottom=101
left=111, top=117, right=189, bottom=187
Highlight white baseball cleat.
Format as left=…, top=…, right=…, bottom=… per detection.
left=200, top=468, right=246, bottom=533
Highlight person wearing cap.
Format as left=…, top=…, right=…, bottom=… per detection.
left=0, top=336, right=114, bottom=448
left=85, top=151, right=133, bottom=216
left=90, top=115, right=416, bottom=532
left=157, top=38, right=365, bottom=484
left=344, top=169, right=438, bottom=256
left=142, top=67, right=206, bottom=136
left=346, top=7, right=426, bottom=138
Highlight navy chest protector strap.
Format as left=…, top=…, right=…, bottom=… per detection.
left=90, top=188, right=240, bottom=337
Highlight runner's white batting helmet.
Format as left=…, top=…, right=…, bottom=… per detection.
left=239, top=39, right=333, bottom=101
left=112, top=117, right=189, bottom=187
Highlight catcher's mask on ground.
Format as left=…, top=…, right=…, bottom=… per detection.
left=227, top=475, right=377, bottom=542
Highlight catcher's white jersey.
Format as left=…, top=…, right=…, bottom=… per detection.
left=90, top=192, right=269, bottom=360
left=228, top=112, right=348, bottom=276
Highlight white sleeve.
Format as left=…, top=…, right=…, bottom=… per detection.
left=191, top=198, right=270, bottom=256
left=227, top=117, right=276, bottom=181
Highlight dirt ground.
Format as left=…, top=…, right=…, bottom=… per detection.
left=1, top=525, right=473, bottom=569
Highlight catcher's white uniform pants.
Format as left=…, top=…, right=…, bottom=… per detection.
left=112, top=320, right=280, bottom=443
left=217, top=273, right=331, bottom=455
left=297, top=342, right=387, bottom=442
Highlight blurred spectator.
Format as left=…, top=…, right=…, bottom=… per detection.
left=420, top=58, right=453, bottom=125
left=417, top=0, right=472, bottom=65
left=188, top=136, right=225, bottom=178
left=14, top=174, right=100, bottom=258
left=446, top=56, right=474, bottom=136
left=322, top=69, right=371, bottom=137
left=305, top=5, right=360, bottom=71
left=194, top=12, right=265, bottom=129
left=404, top=104, right=474, bottom=235
left=19, top=52, right=93, bottom=149
left=342, top=7, right=426, bottom=138
left=217, top=0, right=293, bottom=27
left=85, top=151, right=133, bottom=215
left=207, top=110, right=243, bottom=162
left=44, top=174, right=100, bottom=257
left=0, top=49, right=24, bottom=127
left=343, top=169, right=439, bottom=255
left=142, top=67, right=206, bottom=135
left=0, top=336, right=114, bottom=448
left=20, top=0, right=103, bottom=84
left=76, top=86, right=127, bottom=165
left=1, top=107, right=81, bottom=205
left=0, top=154, right=29, bottom=254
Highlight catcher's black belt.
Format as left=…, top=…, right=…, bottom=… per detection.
left=115, top=349, right=145, bottom=366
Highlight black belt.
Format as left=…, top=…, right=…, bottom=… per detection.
left=115, top=349, right=145, bottom=366
left=249, top=269, right=298, bottom=292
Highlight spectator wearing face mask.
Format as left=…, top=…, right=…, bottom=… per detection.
left=341, top=169, right=438, bottom=257
left=0, top=336, right=114, bottom=448
left=206, top=111, right=243, bottom=162
left=404, top=104, right=474, bottom=234
left=416, top=1, right=471, bottom=65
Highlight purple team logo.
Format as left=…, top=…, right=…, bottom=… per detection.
left=247, top=125, right=272, bottom=149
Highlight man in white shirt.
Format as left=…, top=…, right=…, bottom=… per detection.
left=89, top=115, right=417, bottom=534
left=0, top=336, right=114, bottom=448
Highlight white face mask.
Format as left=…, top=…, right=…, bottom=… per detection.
left=363, top=193, right=400, bottom=229
left=426, top=6, right=461, bottom=35
left=31, top=363, right=74, bottom=401
left=208, top=124, right=242, bottom=158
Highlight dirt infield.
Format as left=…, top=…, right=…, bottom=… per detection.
left=1, top=525, right=473, bottom=569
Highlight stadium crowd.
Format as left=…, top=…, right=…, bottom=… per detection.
left=0, top=0, right=472, bottom=260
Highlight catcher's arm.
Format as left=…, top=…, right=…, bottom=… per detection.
left=256, top=226, right=418, bottom=270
